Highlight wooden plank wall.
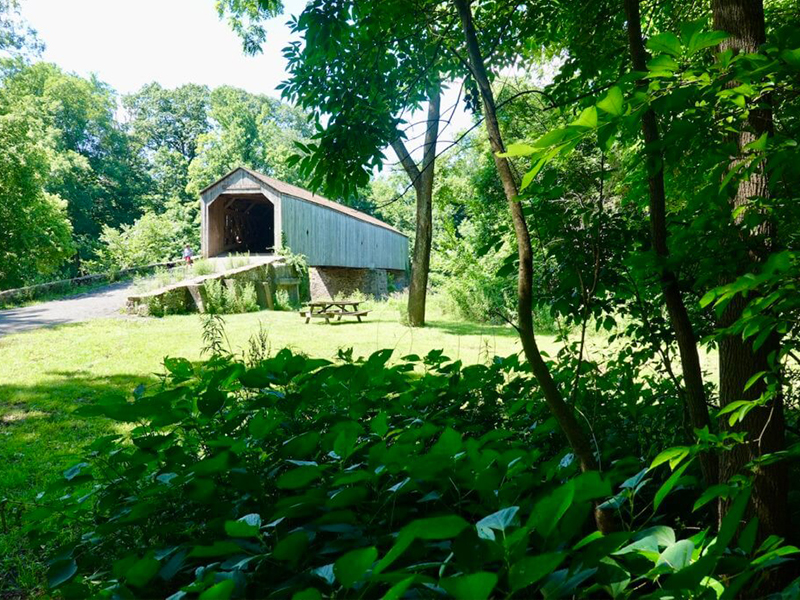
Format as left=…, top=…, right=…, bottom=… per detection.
left=280, top=193, right=408, bottom=270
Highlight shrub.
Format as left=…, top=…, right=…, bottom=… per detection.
left=204, top=278, right=226, bottom=314
left=274, top=288, right=293, bottom=311
left=192, top=259, right=214, bottom=276
left=91, top=212, right=191, bottom=272
left=24, top=341, right=798, bottom=599
left=204, top=279, right=260, bottom=314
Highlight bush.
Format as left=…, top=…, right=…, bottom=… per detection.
left=24, top=337, right=798, bottom=599
left=274, top=288, right=293, bottom=311
left=91, top=211, right=191, bottom=272
left=204, top=278, right=260, bottom=314
left=192, top=259, right=214, bottom=276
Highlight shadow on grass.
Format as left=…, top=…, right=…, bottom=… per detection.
left=0, top=371, right=159, bottom=500
left=0, top=371, right=160, bottom=595
left=423, top=319, right=520, bottom=339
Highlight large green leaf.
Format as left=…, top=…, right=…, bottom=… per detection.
left=441, top=572, right=498, bottom=600
left=509, top=553, right=566, bottom=591
left=597, top=86, right=624, bottom=116
left=125, top=553, right=161, bottom=588
left=657, top=540, right=694, bottom=571
left=225, top=514, right=262, bottom=538
left=276, top=465, right=322, bottom=489
left=199, top=579, right=235, bottom=600
left=47, top=559, right=77, bottom=588
left=647, top=32, right=682, bottom=57
left=333, top=547, right=377, bottom=588
left=654, top=460, right=693, bottom=510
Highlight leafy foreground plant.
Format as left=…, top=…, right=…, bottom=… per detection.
left=25, top=338, right=798, bottom=598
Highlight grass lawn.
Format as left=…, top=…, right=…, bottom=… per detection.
left=0, top=299, right=544, bottom=593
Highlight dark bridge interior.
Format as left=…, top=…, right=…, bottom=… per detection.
left=222, top=196, right=275, bottom=254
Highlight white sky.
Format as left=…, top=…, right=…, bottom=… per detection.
left=19, top=0, right=475, bottom=169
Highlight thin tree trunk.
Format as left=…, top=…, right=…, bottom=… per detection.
left=712, top=0, right=787, bottom=538
left=623, top=0, right=718, bottom=488
left=393, top=87, right=440, bottom=327
left=452, top=0, right=613, bottom=534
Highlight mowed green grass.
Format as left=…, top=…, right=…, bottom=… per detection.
left=0, top=300, right=540, bottom=593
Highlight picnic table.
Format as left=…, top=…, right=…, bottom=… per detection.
left=300, top=300, right=370, bottom=324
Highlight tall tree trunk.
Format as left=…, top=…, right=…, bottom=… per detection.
left=712, top=0, right=787, bottom=538
left=393, top=87, right=440, bottom=327
left=452, top=0, right=613, bottom=533
left=623, top=0, right=718, bottom=488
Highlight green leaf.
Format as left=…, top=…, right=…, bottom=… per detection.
left=47, top=559, right=77, bottom=588
left=291, top=588, right=322, bottom=600
left=199, top=579, right=235, bottom=600
left=276, top=466, right=321, bottom=489
left=597, top=86, right=624, bottom=116
left=532, top=128, right=567, bottom=148
left=274, top=531, right=309, bottom=563
left=687, top=31, right=728, bottom=55
left=225, top=514, right=261, bottom=538
left=430, top=427, right=462, bottom=455
left=573, top=106, right=598, bottom=128
left=650, top=447, right=690, bottom=470
left=406, top=515, right=470, bottom=540
left=509, top=553, right=566, bottom=591
left=693, top=484, right=733, bottom=512
left=441, top=572, right=498, bottom=600
left=499, top=142, right=537, bottom=157
left=192, top=452, right=230, bottom=476
left=370, top=412, right=389, bottom=437
left=333, top=547, right=377, bottom=588
left=744, top=132, right=768, bottom=152
left=125, top=553, right=160, bottom=588
left=781, top=48, right=800, bottom=70
left=383, top=576, right=416, bottom=600
left=476, top=507, right=520, bottom=540
left=647, top=54, right=680, bottom=73
left=249, top=412, right=281, bottom=438
left=654, top=459, right=693, bottom=510
left=657, top=540, right=694, bottom=571
left=528, top=480, right=574, bottom=536
left=647, top=32, right=682, bottom=57
left=189, top=541, right=242, bottom=558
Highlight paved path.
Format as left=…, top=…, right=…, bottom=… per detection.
left=0, top=281, right=136, bottom=337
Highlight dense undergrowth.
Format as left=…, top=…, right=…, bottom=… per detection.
left=20, top=317, right=799, bottom=599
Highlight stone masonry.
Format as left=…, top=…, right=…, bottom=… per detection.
left=309, top=266, right=407, bottom=300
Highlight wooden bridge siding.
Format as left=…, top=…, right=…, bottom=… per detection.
left=280, top=193, right=408, bottom=270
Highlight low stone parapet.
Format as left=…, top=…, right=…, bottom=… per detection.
left=126, top=257, right=285, bottom=316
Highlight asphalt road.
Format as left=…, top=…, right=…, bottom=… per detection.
left=0, top=281, right=136, bottom=337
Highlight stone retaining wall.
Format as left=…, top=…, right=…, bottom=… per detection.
left=309, top=267, right=408, bottom=300
left=126, top=259, right=285, bottom=316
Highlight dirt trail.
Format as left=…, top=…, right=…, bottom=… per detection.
left=0, top=281, right=137, bottom=337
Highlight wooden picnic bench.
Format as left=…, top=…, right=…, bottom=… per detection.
left=299, top=300, right=370, bottom=324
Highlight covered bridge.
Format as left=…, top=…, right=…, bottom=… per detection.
left=200, top=167, right=409, bottom=298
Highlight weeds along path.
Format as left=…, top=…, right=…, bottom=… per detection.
left=0, top=281, right=137, bottom=337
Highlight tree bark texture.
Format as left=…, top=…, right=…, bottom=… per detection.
left=393, top=87, right=440, bottom=328
left=453, top=0, right=613, bottom=534
left=712, top=0, right=787, bottom=538
left=623, top=0, right=718, bottom=488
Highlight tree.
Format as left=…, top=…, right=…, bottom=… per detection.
left=0, top=0, right=43, bottom=59
left=711, top=0, right=787, bottom=538
left=224, top=0, right=449, bottom=326
left=124, top=83, right=211, bottom=211
left=0, top=63, right=149, bottom=263
left=0, top=110, right=74, bottom=288
left=451, top=0, right=613, bottom=533
left=186, top=85, right=313, bottom=198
